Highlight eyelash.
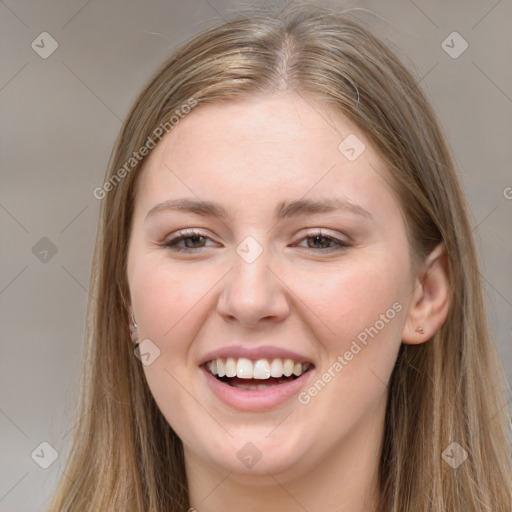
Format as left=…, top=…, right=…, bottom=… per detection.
left=163, top=229, right=349, bottom=253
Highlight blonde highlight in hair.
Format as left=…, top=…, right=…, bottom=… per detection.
left=49, top=4, right=512, bottom=511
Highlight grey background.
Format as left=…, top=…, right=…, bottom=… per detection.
left=0, top=1, right=510, bottom=510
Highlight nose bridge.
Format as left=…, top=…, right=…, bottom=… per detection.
left=217, top=235, right=289, bottom=325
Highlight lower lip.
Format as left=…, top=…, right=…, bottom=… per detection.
left=200, top=366, right=315, bottom=411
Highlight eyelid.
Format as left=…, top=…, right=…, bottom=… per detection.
left=163, top=227, right=350, bottom=253
left=300, top=227, right=346, bottom=240
left=165, top=228, right=211, bottom=241
left=295, top=229, right=349, bottom=250
left=162, top=228, right=218, bottom=251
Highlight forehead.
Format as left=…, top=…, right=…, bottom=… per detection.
left=135, top=92, right=398, bottom=221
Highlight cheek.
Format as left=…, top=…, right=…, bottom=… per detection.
left=292, top=255, right=407, bottom=402
left=292, top=256, right=407, bottom=419
left=130, top=257, right=209, bottom=343
left=293, top=256, right=407, bottom=344
left=129, top=259, right=209, bottom=425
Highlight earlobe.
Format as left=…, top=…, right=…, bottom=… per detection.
left=127, top=304, right=139, bottom=343
left=402, top=242, right=451, bottom=345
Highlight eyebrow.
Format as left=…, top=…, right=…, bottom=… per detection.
left=145, top=197, right=373, bottom=221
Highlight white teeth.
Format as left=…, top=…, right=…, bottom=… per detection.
left=253, top=359, right=271, bottom=379
left=225, top=357, right=237, bottom=378
left=236, top=357, right=253, bottom=379
left=283, top=359, right=294, bottom=377
left=270, top=359, right=283, bottom=378
left=216, top=359, right=226, bottom=377
left=206, top=357, right=312, bottom=379
left=209, top=360, right=218, bottom=375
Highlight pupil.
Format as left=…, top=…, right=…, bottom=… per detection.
left=309, top=235, right=328, bottom=248
left=186, top=236, right=204, bottom=248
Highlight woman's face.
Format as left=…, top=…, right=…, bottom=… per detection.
left=127, top=91, right=416, bottom=481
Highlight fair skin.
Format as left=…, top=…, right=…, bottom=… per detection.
left=126, top=91, right=450, bottom=512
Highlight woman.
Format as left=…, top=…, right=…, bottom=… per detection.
left=49, top=3, right=512, bottom=511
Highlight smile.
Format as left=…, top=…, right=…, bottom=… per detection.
left=200, top=355, right=315, bottom=411
left=204, top=357, right=312, bottom=390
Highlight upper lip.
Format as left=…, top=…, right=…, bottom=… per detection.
left=199, top=345, right=315, bottom=367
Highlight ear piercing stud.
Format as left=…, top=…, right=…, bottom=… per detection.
left=130, top=313, right=139, bottom=344
left=415, top=326, right=424, bottom=334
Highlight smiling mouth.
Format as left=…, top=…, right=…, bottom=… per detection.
left=203, top=357, right=314, bottom=390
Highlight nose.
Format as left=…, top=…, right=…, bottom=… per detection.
left=216, top=246, right=290, bottom=328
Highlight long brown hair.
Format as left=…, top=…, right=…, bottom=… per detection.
left=49, top=4, right=512, bottom=510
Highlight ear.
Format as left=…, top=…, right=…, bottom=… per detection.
left=402, top=242, right=451, bottom=345
left=127, top=303, right=139, bottom=343
left=128, top=304, right=138, bottom=326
